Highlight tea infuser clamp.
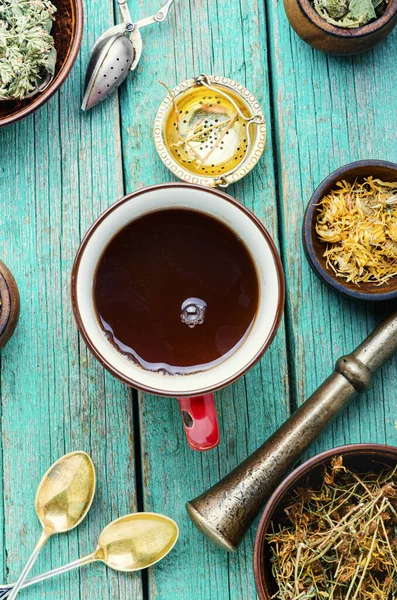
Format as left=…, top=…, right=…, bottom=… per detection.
left=81, top=0, right=175, bottom=111
left=154, top=74, right=267, bottom=188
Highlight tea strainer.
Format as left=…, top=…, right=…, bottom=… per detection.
left=82, top=0, right=175, bottom=111
left=154, top=74, right=266, bottom=188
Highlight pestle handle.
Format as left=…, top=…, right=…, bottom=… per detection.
left=352, top=311, right=397, bottom=372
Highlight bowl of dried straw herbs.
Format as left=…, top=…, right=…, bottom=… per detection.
left=284, top=0, right=397, bottom=54
left=0, top=0, right=83, bottom=128
left=254, top=444, right=397, bottom=600
left=303, top=160, right=397, bottom=302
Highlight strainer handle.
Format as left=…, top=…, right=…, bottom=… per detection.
left=135, top=0, right=175, bottom=29
left=117, top=0, right=133, bottom=25
left=178, top=394, right=220, bottom=451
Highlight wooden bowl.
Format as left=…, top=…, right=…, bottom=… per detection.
left=0, top=0, right=84, bottom=128
left=254, top=443, right=397, bottom=600
left=284, top=0, right=397, bottom=54
left=303, top=159, right=397, bottom=302
left=0, top=262, right=20, bottom=349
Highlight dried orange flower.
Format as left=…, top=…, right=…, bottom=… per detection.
left=316, top=177, right=397, bottom=285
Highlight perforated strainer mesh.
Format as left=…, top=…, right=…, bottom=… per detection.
left=154, top=75, right=267, bottom=187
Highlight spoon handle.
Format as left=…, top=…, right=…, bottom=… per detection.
left=0, top=553, right=96, bottom=598
left=6, top=530, right=50, bottom=600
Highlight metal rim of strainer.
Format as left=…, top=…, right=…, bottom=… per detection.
left=153, top=74, right=267, bottom=188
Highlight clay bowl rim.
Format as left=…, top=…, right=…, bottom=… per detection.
left=296, top=0, right=397, bottom=38
left=0, top=0, right=84, bottom=128
left=0, top=271, right=11, bottom=337
left=254, top=443, right=397, bottom=600
left=0, top=261, right=20, bottom=349
left=303, top=159, right=397, bottom=302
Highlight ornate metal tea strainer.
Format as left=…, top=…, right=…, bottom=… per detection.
left=82, top=0, right=175, bottom=111
left=154, top=74, right=267, bottom=188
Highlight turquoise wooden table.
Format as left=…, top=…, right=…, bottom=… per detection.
left=1, top=0, right=397, bottom=597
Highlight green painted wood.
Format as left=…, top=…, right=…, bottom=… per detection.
left=265, top=0, right=397, bottom=460
left=117, top=0, right=290, bottom=598
left=1, top=0, right=397, bottom=598
left=0, top=0, right=142, bottom=598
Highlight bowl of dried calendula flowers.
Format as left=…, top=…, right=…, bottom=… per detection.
left=303, top=160, right=397, bottom=301
left=254, top=443, right=397, bottom=600
left=284, top=0, right=397, bottom=54
left=0, top=0, right=84, bottom=127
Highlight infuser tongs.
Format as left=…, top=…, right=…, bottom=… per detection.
left=81, top=0, right=175, bottom=111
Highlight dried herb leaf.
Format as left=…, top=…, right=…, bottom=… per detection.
left=312, top=0, right=388, bottom=27
left=0, top=0, right=57, bottom=100
left=324, top=0, right=349, bottom=18
left=349, top=0, right=377, bottom=21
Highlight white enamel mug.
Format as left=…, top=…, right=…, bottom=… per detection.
left=71, top=183, right=285, bottom=451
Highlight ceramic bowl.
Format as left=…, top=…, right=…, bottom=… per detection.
left=0, top=0, right=84, bottom=128
left=303, top=159, right=397, bottom=302
left=254, top=443, right=397, bottom=600
left=0, top=261, right=20, bottom=349
left=284, top=0, right=397, bottom=54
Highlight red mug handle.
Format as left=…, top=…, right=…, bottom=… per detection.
left=177, top=394, right=220, bottom=451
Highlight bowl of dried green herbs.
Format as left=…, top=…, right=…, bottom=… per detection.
left=303, top=160, right=397, bottom=302
left=284, top=0, right=397, bottom=54
left=254, top=444, right=397, bottom=600
left=0, top=0, right=83, bottom=127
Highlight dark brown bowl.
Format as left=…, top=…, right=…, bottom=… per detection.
left=284, top=0, right=397, bottom=54
left=0, top=0, right=84, bottom=128
left=303, top=159, right=397, bottom=302
left=0, top=261, right=20, bottom=349
left=254, top=443, right=397, bottom=600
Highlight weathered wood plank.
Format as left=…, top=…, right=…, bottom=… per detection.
left=265, top=2, right=397, bottom=460
left=0, top=0, right=142, bottom=597
left=118, top=0, right=290, bottom=598
left=1, top=1, right=395, bottom=600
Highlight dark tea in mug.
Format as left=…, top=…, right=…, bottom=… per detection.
left=93, top=208, right=259, bottom=375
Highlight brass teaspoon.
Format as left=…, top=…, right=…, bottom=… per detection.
left=7, top=451, right=96, bottom=600
left=0, top=513, right=179, bottom=597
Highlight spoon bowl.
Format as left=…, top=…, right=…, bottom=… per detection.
left=35, top=451, right=96, bottom=533
left=96, top=513, right=179, bottom=571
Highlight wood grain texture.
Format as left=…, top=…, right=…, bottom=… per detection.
left=0, top=0, right=141, bottom=598
left=0, top=0, right=396, bottom=598
left=265, top=0, right=397, bottom=462
left=118, top=0, right=290, bottom=598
